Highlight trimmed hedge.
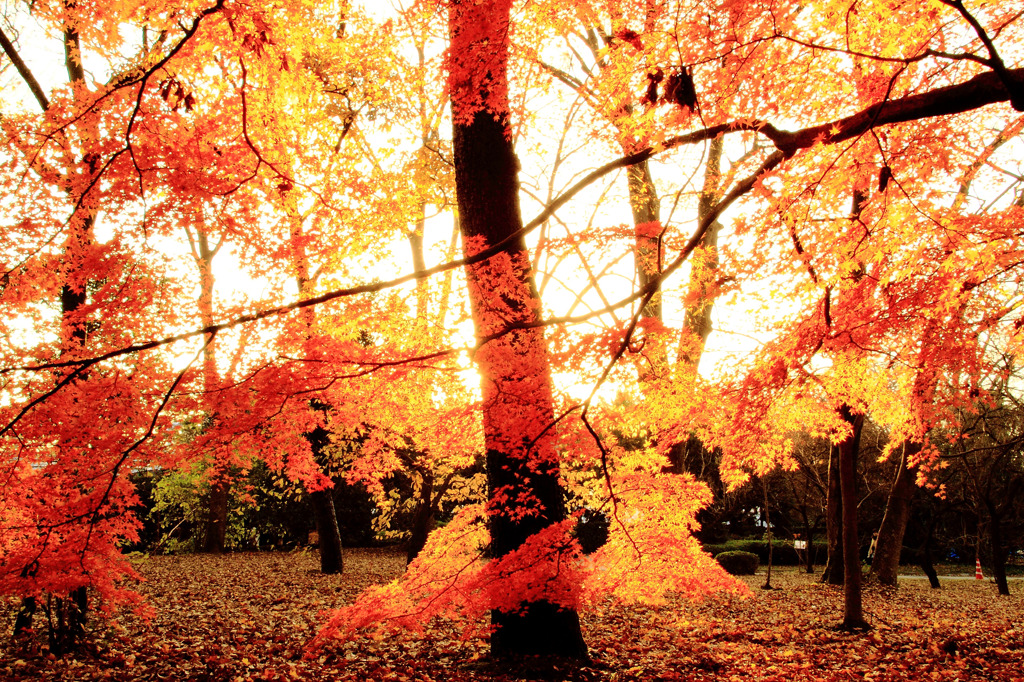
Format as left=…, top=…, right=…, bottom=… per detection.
left=715, top=550, right=760, bottom=575
left=704, top=539, right=827, bottom=565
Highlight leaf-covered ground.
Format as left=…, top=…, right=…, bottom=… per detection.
left=2, top=549, right=1022, bottom=681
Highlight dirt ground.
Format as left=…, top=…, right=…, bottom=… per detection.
left=2, top=549, right=1022, bottom=681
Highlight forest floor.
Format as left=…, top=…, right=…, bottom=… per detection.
left=1, top=548, right=1023, bottom=681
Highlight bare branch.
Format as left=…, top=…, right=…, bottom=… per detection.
left=940, top=0, right=1024, bottom=110
left=0, top=24, right=50, bottom=110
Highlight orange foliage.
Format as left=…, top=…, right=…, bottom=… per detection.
left=1, top=0, right=1023, bottom=657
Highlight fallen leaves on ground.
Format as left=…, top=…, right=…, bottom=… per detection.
left=1, top=550, right=1022, bottom=681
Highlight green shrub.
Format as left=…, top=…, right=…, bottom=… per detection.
left=715, top=550, right=760, bottom=575
left=704, top=539, right=827, bottom=565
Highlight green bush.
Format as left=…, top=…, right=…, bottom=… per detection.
left=704, top=538, right=827, bottom=565
left=715, top=550, right=760, bottom=575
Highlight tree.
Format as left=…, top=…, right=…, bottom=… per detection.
left=4, top=0, right=1024, bottom=665
left=871, top=116, right=1024, bottom=586
left=447, top=0, right=588, bottom=657
left=3, top=2, right=133, bottom=648
left=942, top=355, right=1024, bottom=596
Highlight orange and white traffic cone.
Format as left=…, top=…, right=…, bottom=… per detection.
left=975, top=558, right=984, bottom=580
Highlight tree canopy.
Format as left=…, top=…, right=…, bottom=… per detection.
left=2, top=0, right=1023, bottom=659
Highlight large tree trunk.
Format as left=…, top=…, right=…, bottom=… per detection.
left=308, top=478, right=344, bottom=574
left=822, top=441, right=844, bottom=585
left=871, top=441, right=923, bottom=585
left=837, top=405, right=869, bottom=630
left=449, top=0, right=586, bottom=659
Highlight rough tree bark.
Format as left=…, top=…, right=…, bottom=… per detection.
left=449, top=0, right=587, bottom=659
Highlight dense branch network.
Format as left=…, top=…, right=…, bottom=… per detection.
left=4, top=64, right=1017, bottom=385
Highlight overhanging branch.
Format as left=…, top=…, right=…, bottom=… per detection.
left=5, top=65, right=1021, bottom=374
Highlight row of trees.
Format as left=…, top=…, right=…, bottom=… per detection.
left=742, top=390, right=1024, bottom=594
left=129, top=398, right=1024, bottom=586
left=1, top=0, right=1023, bottom=661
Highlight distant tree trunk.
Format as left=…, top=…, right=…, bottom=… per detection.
left=680, top=136, right=724, bottom=370
left=306, top=421, right=343, bottom=574
left=627, top=159, right=662, bottom=324
left=406, top=470, right=435, bottom=564
left=805, top=526, right=815, bottom=574
left=667, top=139, right=724, bottom=490
left=280, top=183, right=345, bottom=575
left=987, top=504, right=1010, bottom=596
left=822, top=442, right=844, bottom=585
left=837, top=405, right=869, bottom=630
left=918, top=516, right=941, bottom=589
left=312, top=488, right=344, bottom=574
left=405, top=202, right=436, bottom=566
left=200, top=473, right=229, bottom=553
left=12, top=565, right=37, bottom=638
left=762, top=478, right=775, bottom=590
left=871, top=441, right=923, bottom=585
left=799, top=511, right=815, bottom=573
left=450, top=0, right=587, bottom=659
left=187, top=221, right=231, bottom=555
